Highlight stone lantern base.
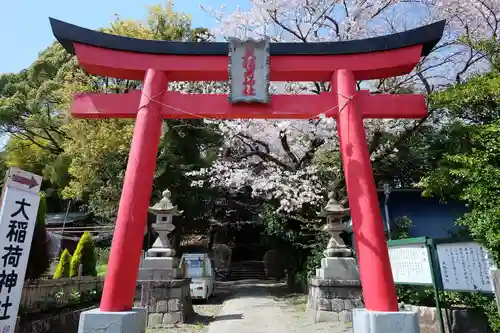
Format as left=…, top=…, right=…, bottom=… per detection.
left=307, top=278, right=364, bottom=323
left=307, top=253, right=364, bottom=323
left=135, top=279, right=194, bottom=328
left=138, top=256, right=183, bottom=280
left=315, top=255, right=359, bottom=280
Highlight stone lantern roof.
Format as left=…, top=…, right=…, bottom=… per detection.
left=148, top=189, right=183, bottom=216
left=320, top=192, right=349, bottom=218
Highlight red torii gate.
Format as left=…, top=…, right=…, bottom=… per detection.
left=50, top=18, right=445, bottom=314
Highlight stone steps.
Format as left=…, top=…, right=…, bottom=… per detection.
left=229, top=261, right=269, bottom=280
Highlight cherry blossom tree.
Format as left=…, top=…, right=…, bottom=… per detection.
left=186, top=0, right=499, bottom=213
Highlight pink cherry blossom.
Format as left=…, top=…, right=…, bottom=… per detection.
left=184, top=0, right=498, bottom=213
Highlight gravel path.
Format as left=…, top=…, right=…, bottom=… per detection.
left=206, top=281, right=352, bottom=333
left=206, top=290, right=292, bottom=333
left=148, top=280, right=352, bottom=333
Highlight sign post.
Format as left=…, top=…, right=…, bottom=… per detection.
left=388, top=237, right=499, bottom=333
left=0, top=167, right=42, bottom=333
left=387, top=237, right=447, bottom=333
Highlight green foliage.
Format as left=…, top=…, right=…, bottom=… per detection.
left=70, top=232, right=97, bottom=277
left=53, top=249, right=72, bottom=279
left=95, top=247, right=110, bottom=266
left=390, top=216, right=414, bottom=240
left=261, top=203, right=331, bottom=291
left=25, top=193, right=50, bottom=280
left=419, top=119, right=500, bottom=331
left=262, top=203, right=325, bottom=250
left=304, top=245, right=326, bottom=277
left=0, top=3, right=220, bottom=227
left=414, top=38, right=500, bottom=332
left=57, top=4, right=221, bottom=223
left=0, top=43, right=71, bottom=157
left=313, top=150, right=343, bottom=192
left=396, top=285, right=435, bottom=307
left=419, top=75, right=500, bottom=264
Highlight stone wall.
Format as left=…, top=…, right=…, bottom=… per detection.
left=307, top=278, right=364, bottom=323
left=16, top=306, right=95, bottom=333
left=135, top=279, right=194, bottom=328
left=401, top=304, right=493, bottom=333
left=21, top=277, right=104, bottom=312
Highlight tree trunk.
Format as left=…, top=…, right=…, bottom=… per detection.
left=207, top=224, right=217, bottom=250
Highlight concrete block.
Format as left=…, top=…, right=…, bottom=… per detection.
left=168, top=299, right=180, bottom=312
left=343, top=299, right=354, bottom=310
left=331, top=299, right=345, bottom=312
left=167, top=287, right=183, bottom=299
left=148, top=313, right=163, bottom=327
left=141, top=257, right=178, bottom=269
left=315, top=310, right=339, bottom=322
left=162, top=312, right=183, bottom=325
left=137, top=268, right=182, bottom=280
left=316, top=258, right=360, bottom=280
left=339, top=310, right=352, bottom=323
left=353, top=309, right=420, bottom=333
left=77, top=307, right=147, bottom=333
left=318, top=298, right=332, bottom=311
left=156, top=300, right=168, bottom=313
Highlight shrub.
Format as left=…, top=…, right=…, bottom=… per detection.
left=95, top=247, right=110, bottom=265
left=263, top=249, right=285, bottom=280
left=70, top=232, right=97, bottom=277
left=25, top=193, right=50, bottom=280
left=53, top=249, right=72, bottom=279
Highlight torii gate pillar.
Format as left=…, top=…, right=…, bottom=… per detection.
left=334, top=69, right=398, bottom=310
left=49, top=17, right=445, bottom=333
left=99, top=69, right=166, bottom=311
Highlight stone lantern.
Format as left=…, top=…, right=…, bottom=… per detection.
left=307, top=192, right=363, bottom=323
left=319, top=192, right=351, bottom=260
left=315, top=192, right=359, bottom=280
left=316, top=193, right=353, bottom=278
left=137, top=189, right=184, bottom=280
left=135, top=190, right=195, bottom=325
left=148, top=189, right=182, bottom=257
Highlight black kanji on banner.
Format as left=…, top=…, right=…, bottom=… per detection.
left=0, top=296, right=12, bottom=320
left=1, top=246, right=22, bottom=269
left=0, top=270, right=17, bottom=294
left=10, top=198, right=30, bottom=221
left=5, top=221, right=28, bottom=244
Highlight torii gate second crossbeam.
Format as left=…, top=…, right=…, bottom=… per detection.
left=49, top=17, right=445, bottom=333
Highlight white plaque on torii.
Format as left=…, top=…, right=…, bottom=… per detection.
left=228, top=37, right=270, bottom=104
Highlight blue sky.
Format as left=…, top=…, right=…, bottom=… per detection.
left=0, top=0, right=248, bottom=74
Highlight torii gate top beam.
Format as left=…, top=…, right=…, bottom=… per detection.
left=49, top=18, right=445, bottom=82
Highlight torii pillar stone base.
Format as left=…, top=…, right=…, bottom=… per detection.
left=77, top=308, right=146, bottom=333
left=353, top=309, right=420, bottom=333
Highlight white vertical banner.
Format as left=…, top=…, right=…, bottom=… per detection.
left=0, top=167, right=41, bottom=333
